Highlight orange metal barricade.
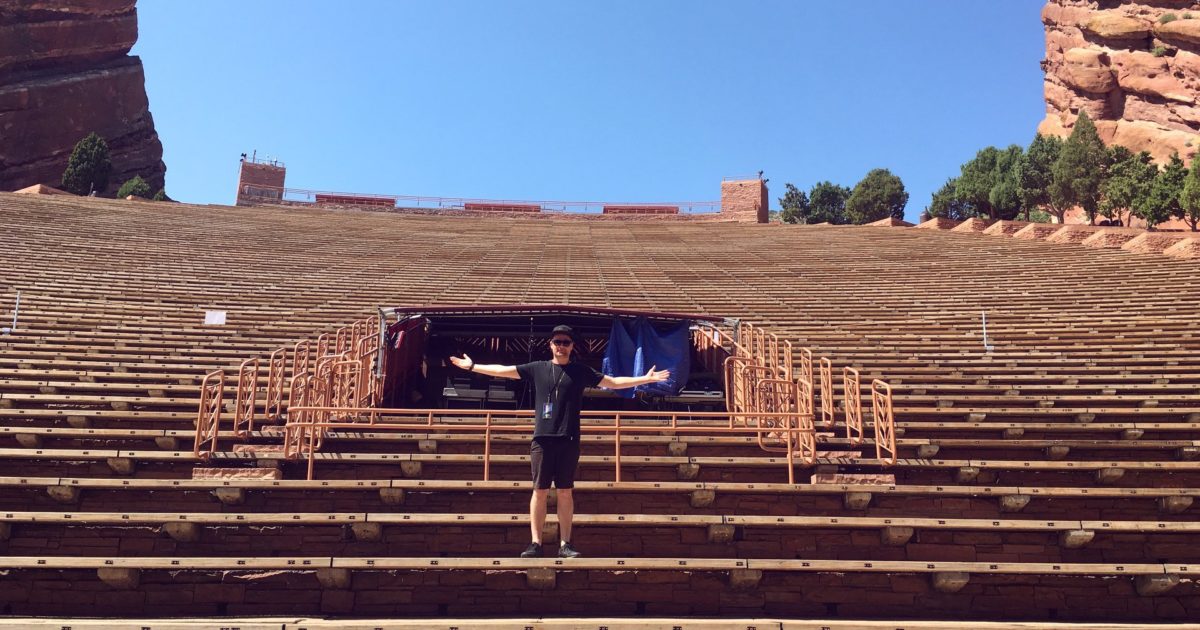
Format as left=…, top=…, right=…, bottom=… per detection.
left=781, top=340, right=794, bottom=381
left=819, top=357, right=835, bottom=429
left=843, top=367, right=864, bottom=446
left=316, top=333, right=332, bottom=361
left=753, top=377, right=817, bottom=476
left=200, top=315, right=893, bottom=485
left=292, top=340, right=312, bottom=380
left=799, top=348, right=814, bottom=415
left=723, top=355, right=758, bottom=426
left=193, top=370, right=224, bottom=458
left=232, top=358, right=259, bottom=437
left=871, top=379, right=897, bottom=465
left=284, top=406, right=817, bottom=482
left=331, top=359, right=363, bottom=420
left=283, top=374, right=312, bottom=458
left=265, top=348, right=286, bottom=422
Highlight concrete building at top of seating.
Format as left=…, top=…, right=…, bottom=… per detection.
left=233, top=154, right=770, bottom=222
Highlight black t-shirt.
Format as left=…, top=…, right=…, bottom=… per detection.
left=516, top=360, right=604, bottom=438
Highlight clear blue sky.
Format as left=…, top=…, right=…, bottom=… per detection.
left=134, top=1, right=1047, bottom=220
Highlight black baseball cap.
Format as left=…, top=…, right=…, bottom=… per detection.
left=551, top=325, right=582, bottom=345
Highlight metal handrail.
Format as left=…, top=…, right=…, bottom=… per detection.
left=283, top=406, right=817, bottom=482
left=843, top=367, right=864, bottom=446
left=193, top=370, right=224, bottom=458
left=871, top=379, right=897, bottom=465
left=238, top=184, right=722, bottom=214
left=819, top=357, right=834, bottom=429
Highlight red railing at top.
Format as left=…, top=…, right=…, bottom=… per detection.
left=237, top=184, right=722, bottom=214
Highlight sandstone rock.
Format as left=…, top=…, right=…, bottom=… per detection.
left=1110, top=119, right=1198, bottom=163
left=1012, top=224, right=1062, bottom=240
left=1063, top=48, right=1116, bottom=93
left=1156, top=18, right=1200, bottom=47
left=866, top=217, right=913, bottom=227
left=13, top=183, right=72, bottom=195
left=1043, top=79, right=1075, bottom=112
left=1042, top=4, right=1093, bottom=30
left=1046, top=28, right=1090, bottom=59
left=1081, top=229, right=1142, bottom=248
left=1122, top=230, right=1189, bottom=253
left=1042, top=5, right=1200, bottom=168
left=1119, top=94, right=1200, bottom=133
left=916, top=217, right=960, bottom=230
left=1046, top=225, right=1104, bottom=244
left=0, top=15, right=138, bottom=77
left=1112, top=50, right=1193, bottom=103
left=1171, top=50, right=1200, bottom=85
left=951, top=218, right=995, bottom=233
left=1163, top=237, right=1200, bottom=258
left=0, top=2, right=165, bottom=194
left=983, top=220, right=1031, bottom=236
left=1083, top=14, right=1150, bottom=41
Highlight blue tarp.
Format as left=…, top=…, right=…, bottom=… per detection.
left=602, top=317, right=691, bottom=398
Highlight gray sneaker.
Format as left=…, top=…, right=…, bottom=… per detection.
left=520, top=542, right=542, bottom=558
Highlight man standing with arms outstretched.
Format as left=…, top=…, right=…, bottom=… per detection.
left=450, top=324, right=670, bottom=558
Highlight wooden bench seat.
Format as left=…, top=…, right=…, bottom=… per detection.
left=6, top=510, right=1198, bottom=537
left=0, top=554, right=1188, bottom=579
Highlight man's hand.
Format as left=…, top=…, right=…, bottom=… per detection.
left=449, top=354, right=474, bottom=371
left=646, top=365, right=671, bottom=383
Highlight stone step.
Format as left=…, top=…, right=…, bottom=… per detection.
left=191, top=467, right=282, bottom=480
left=810, top=472, right=897, bottom=485
left=232, top=444, right=287, bottom=457
left=815, top=451, right=862, bottom=460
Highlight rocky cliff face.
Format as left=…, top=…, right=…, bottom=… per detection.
left=1041, top=1, right=1200, bottom=163
left=0, top=0, right=165, bottom=194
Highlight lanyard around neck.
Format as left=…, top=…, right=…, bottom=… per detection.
left=550, top=362, right=568, bottom=405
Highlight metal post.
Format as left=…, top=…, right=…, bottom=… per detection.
left=2, top=291, right=18, bottom=334
left=982, top=310, right=995, bottom=353
left=483, top=413, right=492, bottom=481
left=614, top=414, right=622, bottom=483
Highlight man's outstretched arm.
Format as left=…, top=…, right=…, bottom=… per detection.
left=449, top=354, right=520, bottom=379
left=600, top=366, right=671, bottom=390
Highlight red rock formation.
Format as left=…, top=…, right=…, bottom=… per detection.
left=1041, top=1, right=1200, bottom=164
left=0, top=0, right=165, bottom=194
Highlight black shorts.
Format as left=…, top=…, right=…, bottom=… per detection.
left=530, top=436, right=581, bottom=489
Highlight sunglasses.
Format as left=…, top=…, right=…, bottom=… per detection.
left=551, top=339, right=574, bottom=347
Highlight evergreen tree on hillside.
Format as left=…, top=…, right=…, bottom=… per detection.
left=845, top=169, right=908, bottom=224
left=956, top=145, right=1024, bottom=221
left=1177, top=155, right=1200, bottom=231
left=988, top=145, right=1024, bottom=221
left=807, top=181, right=851, bottom=225
left=778, top=184, right=811, bottom=224
left=1101, top=149, right=1155, bottom=226
left=1050, top=111, right=1109, bottom=224
left=1016, top=134, right=1063, bottom=221
left=61, top=132, right=112, bottom=196
left=1135, top=153, right=1186, bottom=230
left=117, top=176, right=152, bottom=199
left=926, top=178, right=977, bottom=220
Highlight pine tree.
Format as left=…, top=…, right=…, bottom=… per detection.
left=1016, top=134, right=1062, bottom=221
left=1135, top=153, right=1186, bottom=230
left=1050, top=111, right=1109, bottom=224
left=778, top=184, right=811, bottom=224
left=61, top=132, right=112, bottom=195
left=845, top=169, right=908, bottom=224
left=1177, top=155, right=1200, bottom=231
left=117, top=176, right=152, bottom=199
